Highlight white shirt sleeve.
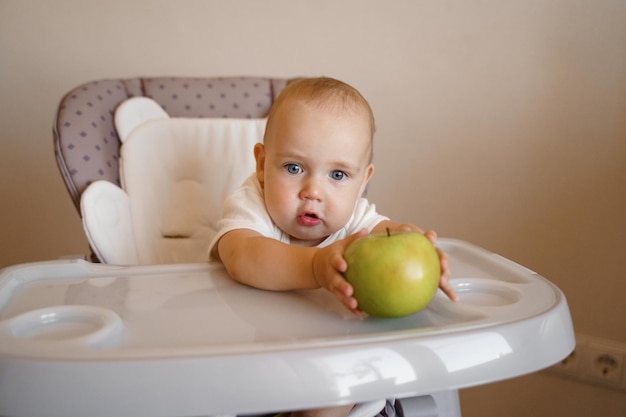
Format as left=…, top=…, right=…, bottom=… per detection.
left=208, top=175, right=288, bottom=260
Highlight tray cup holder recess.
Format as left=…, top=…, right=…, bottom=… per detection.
left=1, top=305, right=125, bottom=349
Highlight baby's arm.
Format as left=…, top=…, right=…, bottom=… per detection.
left=217, top=228, right=367, bottom=312
left=372, top=220, right=458, bottom=302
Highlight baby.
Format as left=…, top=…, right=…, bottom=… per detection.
left=209, top=77, right=457, bottom=417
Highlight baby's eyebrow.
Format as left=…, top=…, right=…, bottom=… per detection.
left=331, top=160, right=363, bottom=174
left=332, top=160, right=354, bottom=169
left=273, top=148, right=306, bottom=159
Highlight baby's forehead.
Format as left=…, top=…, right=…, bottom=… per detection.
left=264, top=99, right=371, bottom=160
left=270, top=97, right=371, bottom=134
left=294, top=95, right=370, bottom=123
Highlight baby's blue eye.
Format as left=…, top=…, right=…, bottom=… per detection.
left=285, top=164, right=303, bottom=175
left=330, top=170, right=347, bottom=181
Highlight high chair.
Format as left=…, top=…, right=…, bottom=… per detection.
left=53, top=76, right=293, bottom=263
left=0, top=77, right=575, bottom=417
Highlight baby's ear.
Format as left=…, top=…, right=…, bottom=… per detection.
left=360, top=164, right=375, bottom=197
left=254, top=143, right=266, bottom=186
left=365, top=163, right=374, bottom=181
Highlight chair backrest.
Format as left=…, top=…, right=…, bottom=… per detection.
left=79, top=96, right=266, bottom=265
left=54, top=76, right=293, bottom=212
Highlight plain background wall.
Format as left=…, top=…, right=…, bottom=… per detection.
left=1, top=1, right=625, bottom=415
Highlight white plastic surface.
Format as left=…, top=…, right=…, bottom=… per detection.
left=0, top=239, right=574, bottom=417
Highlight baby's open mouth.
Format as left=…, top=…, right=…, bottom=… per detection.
left=298, top=212, right=322, bottom=226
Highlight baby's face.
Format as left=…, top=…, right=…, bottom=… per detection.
left=256, top=101, right=374, bottom=246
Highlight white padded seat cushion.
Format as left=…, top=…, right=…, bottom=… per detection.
left=121, top=116, right=265, bottom=264
left=81, top=96, right=266, bottom=264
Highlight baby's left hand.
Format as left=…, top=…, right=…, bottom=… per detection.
left=423, top=230, right=458, bottom=302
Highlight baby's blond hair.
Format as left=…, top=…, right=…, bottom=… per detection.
left=264, top=77, right=375, bottom=161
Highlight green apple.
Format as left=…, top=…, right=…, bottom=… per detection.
left=343, top=230, right=441, bottom=318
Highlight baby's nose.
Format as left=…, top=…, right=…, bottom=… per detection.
left=300, top=178, right=322, bottom=201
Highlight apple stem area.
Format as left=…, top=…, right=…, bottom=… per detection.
left=386, top=227, right=391, bottom=237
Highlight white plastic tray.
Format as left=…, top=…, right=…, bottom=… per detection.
left=0, top=239, right=574, bottom=417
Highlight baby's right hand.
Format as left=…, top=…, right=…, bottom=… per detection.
left=311, top=229, right=368, bottom=315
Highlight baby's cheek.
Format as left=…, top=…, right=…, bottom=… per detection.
left=328, top=204, right=354, bottom=231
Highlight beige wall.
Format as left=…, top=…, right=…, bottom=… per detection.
left=1, top=1, right=625, bottom=415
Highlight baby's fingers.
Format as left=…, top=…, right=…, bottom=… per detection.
left=335, top=292, right=367, bottom=318
left=329, top=281, right=358, bottom=310
left=438, top=262, right=458, bottom=302
left=434, top=244, right=457, bottom=302
left=440, top=280, right=458, bottom=302
left=424, top=229, right=438, bottom=244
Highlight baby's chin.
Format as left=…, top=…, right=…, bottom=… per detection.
left=287, top=231, right=329, bottom=247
